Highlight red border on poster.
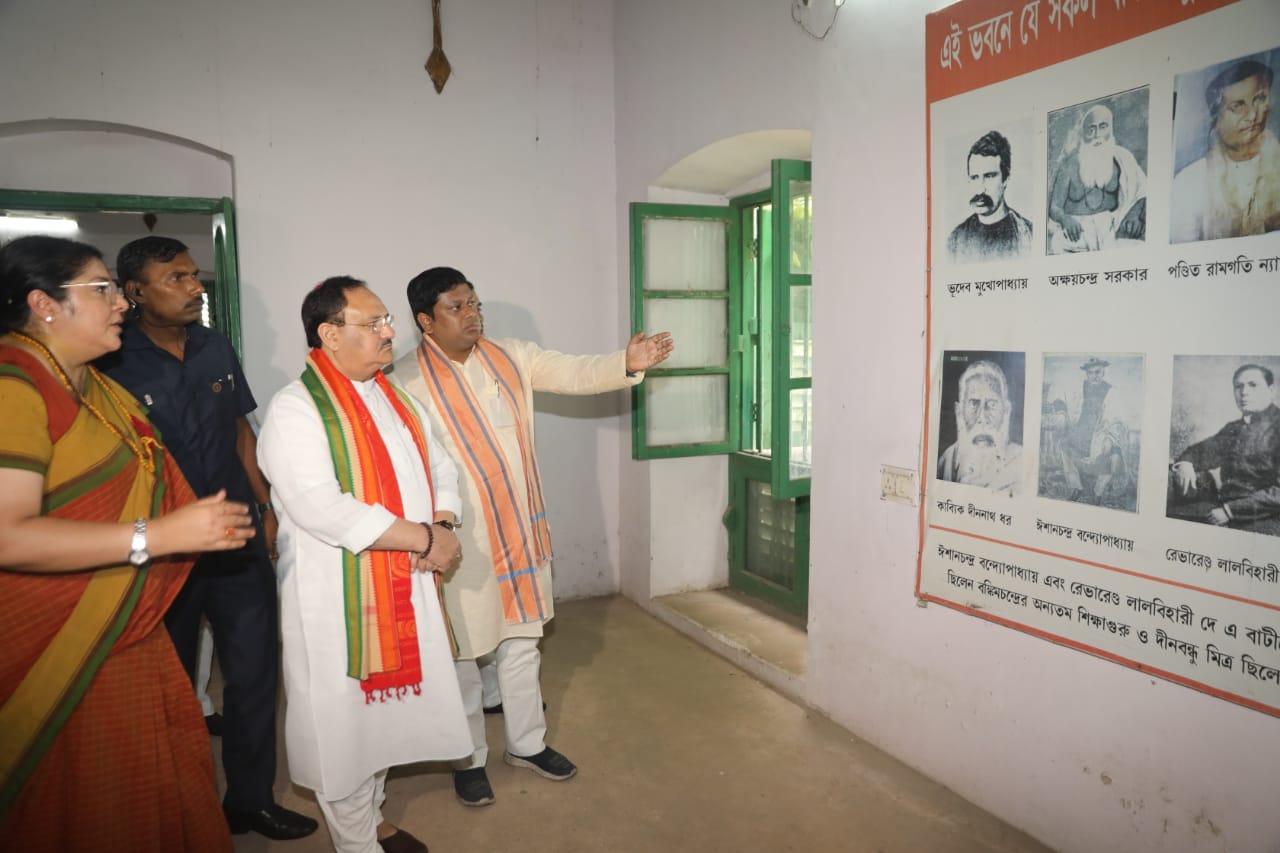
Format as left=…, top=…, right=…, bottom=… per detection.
left=925, top=0, right=1241, bottom=105
left=916, top=0, right=1279, bottom=719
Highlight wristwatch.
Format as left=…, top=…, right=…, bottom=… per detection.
left=434, top=519, right=458, bottom=531
left=127, top=518, right=150, bottom=567
left=256, top=502, right=274, bottom=516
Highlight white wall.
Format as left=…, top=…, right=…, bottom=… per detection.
left=0, top=0, right=626, bottom=600
left=616, top=1, right=1280, bottom=852
left=6, top=0, right=1279, bottom=849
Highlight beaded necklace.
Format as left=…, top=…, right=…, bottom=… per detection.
left=7, top=330, right=158, bottom=475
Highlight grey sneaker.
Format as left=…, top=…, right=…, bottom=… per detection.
left=452, top=768, right=495, bottom=807
left=503, top=746, right=577, bottom=781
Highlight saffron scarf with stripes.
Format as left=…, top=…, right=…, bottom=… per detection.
left=301, top=348, right=434, bottom=701
left=415, top=336, right=551, bottom=624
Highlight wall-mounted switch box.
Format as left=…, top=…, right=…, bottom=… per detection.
left=880, top=465, right=916, bottom=506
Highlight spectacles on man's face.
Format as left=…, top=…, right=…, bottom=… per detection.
left=61, top=280, right=123, bottom=300
left=330, top=313, right=395, bottom=334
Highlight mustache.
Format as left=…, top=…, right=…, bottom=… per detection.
left=969, top=193, right=994, bottom=208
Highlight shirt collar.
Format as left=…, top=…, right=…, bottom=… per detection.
left=120, top=320, right=209, bottom=355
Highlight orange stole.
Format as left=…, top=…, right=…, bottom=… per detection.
left=415, top=337, right=550, bottom=625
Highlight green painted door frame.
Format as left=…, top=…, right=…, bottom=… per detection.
left=0, top=189, right=244, bottom=356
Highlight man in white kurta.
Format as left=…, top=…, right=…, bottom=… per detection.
left=258, top=278, right=472, bottom=853
left=392, top=266, right=673, bottom=808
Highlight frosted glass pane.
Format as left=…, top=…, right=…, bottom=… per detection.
left=745, top=480, right=795, bottom=589
left=644, top=218, right=728, bottom=292
left=788, top=388, right=812, bottom=480
left=644, top=298, right=727, bottom=369
left=789, top=286, right=812, bottom=378
left=645, top=375, right=727, bottom=446
left=789, top=180, right=812, bottom=275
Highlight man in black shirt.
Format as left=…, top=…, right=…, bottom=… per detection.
left=101, top=237, right=316, bottom=841
left=1168, top=363, right=1280, bottom=535
left=947, top=130, right=1033, bottom=263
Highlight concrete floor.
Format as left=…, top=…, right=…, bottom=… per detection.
left=222, top=595, right=1051, bottom=853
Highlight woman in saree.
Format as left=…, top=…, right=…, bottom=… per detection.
left=0, top=235, right=257, bottom=851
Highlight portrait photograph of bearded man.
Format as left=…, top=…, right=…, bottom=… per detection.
left=1172, top=48, right=1280, bottom=243
left=1038, top=353, right=1144, bottom=512
left=1046, top=88, right=1150, bottom=255
left=944, top=120, right=1034, bottom=264
left=936, top=350, right=1026, bottom=496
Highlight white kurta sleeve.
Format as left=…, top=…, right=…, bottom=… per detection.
left=258, top=385, right=397, bottom=553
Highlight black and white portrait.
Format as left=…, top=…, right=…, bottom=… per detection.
left=945, top=120, right=1034, bottom=264
left=936, top=350, right=1025, bottom=496
left=1167, top=355, right=1280, bottom=537
left=1171, top=47, right=1280, bottom=244
left=1046, top=88, right=1149, bottom=255
left=1038, top=354, right=1143, bottom=512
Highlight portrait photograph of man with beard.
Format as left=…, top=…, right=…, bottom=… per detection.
left=1046, top=87, right=1150, bottom=255
left=1038, top=353, right=1144, bottom=512
left=936, top=350, right=1026, bottom=496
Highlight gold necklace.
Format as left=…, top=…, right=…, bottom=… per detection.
left=7, top=331, right=158, bottom=475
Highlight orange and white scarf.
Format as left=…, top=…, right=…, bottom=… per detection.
left=415, top=337, right=550, bottom=625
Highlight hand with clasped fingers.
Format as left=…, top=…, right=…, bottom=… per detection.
left=416, top=523, right=462, bottom=575
left=148, top=490, right=256, bottom=557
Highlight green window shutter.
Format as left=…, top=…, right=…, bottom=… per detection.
left=768, top=160, right=812, bottom=499
left=211, top=197, right=243, bottom=356
left=630, top=202, right=740, bottom=459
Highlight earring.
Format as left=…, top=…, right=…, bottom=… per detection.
left=44, top=315, right=53, bottom=323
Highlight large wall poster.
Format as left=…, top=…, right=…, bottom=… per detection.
left=921, top=0, right=1280, bottom=718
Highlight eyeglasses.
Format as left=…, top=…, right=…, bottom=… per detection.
left=330, top=313, right=395, bottom=334
left=61, top=280, right=123, bottom=300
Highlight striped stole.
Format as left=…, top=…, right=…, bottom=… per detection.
left=301, top=349, right=433, bottom=701
left=415, top=337, right=550, bottom=625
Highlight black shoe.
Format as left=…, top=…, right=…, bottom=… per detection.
left=504, top=746, right=577, bottom=781
left=482, top=701, right=547, bottom=715
left=204, top=712, right=224, bottom=736
left=452, top=767, right=496, bottom=807
left=379, top=827, right=429, bottom=853
left=223, top=803, right=319, bottom=840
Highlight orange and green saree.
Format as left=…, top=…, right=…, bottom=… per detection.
left=0, top=345, right=230, bottom=852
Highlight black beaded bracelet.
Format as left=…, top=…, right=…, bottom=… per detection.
left=419, top=521, right=435, bottom=559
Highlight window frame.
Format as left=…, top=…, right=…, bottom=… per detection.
left=0, top=189, right=244, bottom=356
left=767, top=159, right=813, bottom=499
left=629, top=201, right=741, bottom=459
